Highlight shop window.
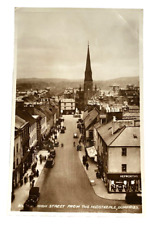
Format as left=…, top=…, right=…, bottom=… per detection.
left=122, top=147, right=127, bottom=156
left=122, top=164, right=127, bottom=172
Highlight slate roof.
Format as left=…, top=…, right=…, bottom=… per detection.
left=97, top=121, right=140, bottom=147
left=15, top=115, right=27, bottom=129
left=16, top=109, right=36, bottom=126
left=84, top=108, right=99, bottom=130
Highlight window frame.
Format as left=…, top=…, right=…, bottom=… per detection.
left=122, top=147, right=127, bottom=156
left=122, top=164, right=127, bottom=172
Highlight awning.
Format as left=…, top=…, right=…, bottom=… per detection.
left=86, top=146, right=97, bottom=158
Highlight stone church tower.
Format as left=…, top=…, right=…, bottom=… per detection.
left=84, top=44, right=93, bottom=104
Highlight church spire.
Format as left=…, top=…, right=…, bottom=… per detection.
left=85, top=44, right=92, bottom=81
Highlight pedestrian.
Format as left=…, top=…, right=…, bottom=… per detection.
left=73, top=141, right=75, bottom=147
left=36, top=169, right=39, bottom=177
left=82, top=155, right=86, bottom=165
left=24, top=176, right=27, bottom=184
left=26, top=174, right=28, bottom=182
left=40, top=156, right=42, bottom=164
left=29, top=174, right=32, bottom=182
left=32, top=179, right=35, bottom=188
left=44, top=156, right=46, bottom=161
left=85, top=162, right=89, bottom=170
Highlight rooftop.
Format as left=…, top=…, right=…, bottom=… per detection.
left=97, top=120, right=140, bottom=147
left=15, top=115, right=27, bottom=129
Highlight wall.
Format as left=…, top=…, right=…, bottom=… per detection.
left=41, top=117, right=47, bottom=136
left=61, top=101, right=75, bottom=111
left=108, top=147, right=140, bottom=173
left=14, top=135, right=22, bottom=169
left=29, top=122, right=37, bottom=148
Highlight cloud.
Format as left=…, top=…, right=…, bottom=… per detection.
left=16, top=8, right=141, bottom=80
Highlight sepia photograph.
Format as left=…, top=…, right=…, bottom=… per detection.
left=9, top=7, right=143, bottom=214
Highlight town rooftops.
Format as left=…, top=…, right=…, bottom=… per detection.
left=15, top=115, right=28, bottom=129
left=96, top=120, right=140, bottom=147
left=84, top=107, right=99, bottom=130
left=61, top=98, right=75, bottom=103
left=34, top=107, right=46, bottom=118
left=16, top=109, right=36, bottom=126
left=123, top=112, right=140, bottom=120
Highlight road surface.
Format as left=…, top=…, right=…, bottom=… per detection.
left=33, top=115, right=142, bottom=213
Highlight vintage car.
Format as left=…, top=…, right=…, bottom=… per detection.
left=125, top=192, right=142, bottom=204
left=23, top=187, right=40, bottom=210
left=73, top=133, right=78, bottom=138
left=54, top=141, right=59, bottom=147
left=49, top=149, right=56, bottom=158
left=73, top=114, right=81, bottom=118
left=60, top=127, right=65, bottom=133
left=45, top=157, right=55, bottom=168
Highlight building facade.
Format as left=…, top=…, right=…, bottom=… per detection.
left=94, top=119, right=141, bottom=193
left=60, top=98, right=75, bottom=115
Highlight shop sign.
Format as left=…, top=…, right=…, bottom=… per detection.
left=107, top=174, right=141, bottom=179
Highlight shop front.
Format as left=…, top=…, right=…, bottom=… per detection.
left=86, top=146, right=97, bottom=162
left=107, top=173, right=141, bottom=193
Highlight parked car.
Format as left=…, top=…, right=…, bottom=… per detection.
left=49, top=149, right=56, bottom=158
left=73, top=133, right=78, bottom=138
left=54, top=141, right=59, bottom=147
left=29, top=187, right=40, bottom=198
left=23, top=187, right=40, bottom=210
left=59, top=117, right=64, bottom=122
left=45, top=157, right=55, bottom=168
left=61, top=128, right=65, bottom=133
left=125, top=192, right=142, bottom=204
left=73, top=114, right=81, bottom=118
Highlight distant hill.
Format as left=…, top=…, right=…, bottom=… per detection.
left=16, top=76, right=139, bottom=95
left=94, top=76, right=140, bottom=90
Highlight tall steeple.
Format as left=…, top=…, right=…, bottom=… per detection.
left=84, top=44, right=93, bottom=105
left=84, top=43, right=92, bottom=81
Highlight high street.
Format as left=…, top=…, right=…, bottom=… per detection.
left=33, top=115, right=142, bottom=213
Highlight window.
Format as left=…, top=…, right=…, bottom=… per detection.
left=122, top=164, right=127, bottom=172
left=122, top=147, right=127, bottom=156
left=16, top=144, right=18, bottom=153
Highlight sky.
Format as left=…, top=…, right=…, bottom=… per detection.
left=15, top=8, right=142, bottom=80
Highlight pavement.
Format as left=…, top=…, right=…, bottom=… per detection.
left=77, top=140, right=126, bottom=201
left=11, top=150, right=50, bottom=211
left=11, top=115, right=126, bottom=212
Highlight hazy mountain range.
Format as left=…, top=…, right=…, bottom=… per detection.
left=17, top=76, right=139, bottom=95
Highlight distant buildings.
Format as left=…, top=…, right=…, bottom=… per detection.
left=59, top=98, right=75, bottom=115
left=119, top=84, right=140, bottom=106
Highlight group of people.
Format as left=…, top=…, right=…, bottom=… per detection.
left=23, top=155, right=42, bottom=188
left=39, top=154, right=46, bottom=164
